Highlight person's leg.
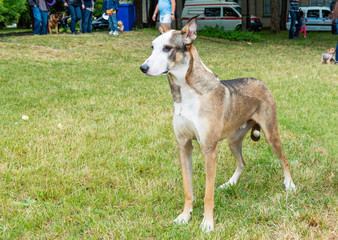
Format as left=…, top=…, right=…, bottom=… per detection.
left=68, top=5, right=76, bottom=33
left=159, top=14, right=172, bottom=30
left=336, top=22, right=338, bottom=63
left=75, top=6, right=82, bottom=23
left=33, top=6, right=42, bottom=35
left=111, top=13, right=118, bottom=32
left=87, top=11, right=93, bottom=33
left=289, top=12, right=296, bottom=39
left=73, top=6, right=82, bottom=33
left=40, top=10, right=48, bottom=35
left=295, top=17, right=301, bottom=38
left=108, top=14, right=114, bottom=34
left=81, top=9, right=89, bottom=33
left=304, top=26, right=307, bottom=38
left=299, top=26, right=303, bottom=35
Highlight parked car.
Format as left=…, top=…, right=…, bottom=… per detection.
left=286, top=6, right=332, bottom=31
left=181, top=0, right=262, bottom=31
left=92, top=16, right=109, bottom=30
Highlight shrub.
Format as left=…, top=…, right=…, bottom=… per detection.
left=198, top=25, right=261, bottom=42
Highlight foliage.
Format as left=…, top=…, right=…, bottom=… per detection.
left=0, top=0, right=27, bottom=25
left=198, top=25, right=261, bottom=42
left=93, top=0, right=104, bottom=18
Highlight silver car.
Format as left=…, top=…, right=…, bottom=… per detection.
left=286, top=6, right=332, bottom=31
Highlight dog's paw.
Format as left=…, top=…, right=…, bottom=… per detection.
left=174, top=213, right=191, bottom=225
left=284, top=179, right=296, bottom=192
left=218, top=181, right=235, bottom=190
left=200, top=217, right=214, bottom=233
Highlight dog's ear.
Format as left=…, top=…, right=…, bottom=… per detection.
left=181, top=16, right=198, bottom=45
left=159, top=24, right=171, bottom=35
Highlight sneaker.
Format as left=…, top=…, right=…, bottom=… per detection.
left=109, top=31, right=114, bottom=35
left=113, top=31, right=119, bottom=36
left=72, top=31, right=78, bottom=35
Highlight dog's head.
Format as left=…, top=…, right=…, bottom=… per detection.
left=140, top=17, right=198, bottom=76
left=327, top=48, right=336, bottom=54
left=53, top=12, right=62, bottom=20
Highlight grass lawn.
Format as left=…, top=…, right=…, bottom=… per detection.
left=0, top=28, right=337, bottom=239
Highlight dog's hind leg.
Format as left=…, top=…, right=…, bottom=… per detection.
left=174, top=139, right=194, bottom=225
left=253, top=107, right=296, bottom=191
left=219, top=122, right=252, bottom=190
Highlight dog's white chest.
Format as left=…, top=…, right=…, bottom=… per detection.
left=173, top=88, right=202, bottom=140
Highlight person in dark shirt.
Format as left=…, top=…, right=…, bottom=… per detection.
left=28, top=0, right=50, bottom=35
left=289, top=0, right=301, bottom=39
left=63, top=0, right=85, bottom=34
left=82, top=0, right=95, bottom=33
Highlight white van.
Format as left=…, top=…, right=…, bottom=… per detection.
left=181, top=0, right=262, bottom=31
left=286, top=6, right=332, bottom=31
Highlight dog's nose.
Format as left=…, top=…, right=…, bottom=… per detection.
left=140, top=64, right=149, bottom=74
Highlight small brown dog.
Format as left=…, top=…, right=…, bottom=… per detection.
left=117, top=21, right=124, bottom=32
left=321, top=48, right=336, bottom=64
left=48, top=12, right=62, bottom=34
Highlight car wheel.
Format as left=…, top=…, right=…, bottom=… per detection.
left=235, top=25, right=242, bottom=31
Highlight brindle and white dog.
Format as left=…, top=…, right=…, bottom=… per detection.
left=140, top=17, right=296, bottom=233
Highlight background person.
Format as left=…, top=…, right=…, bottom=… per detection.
left=82, top=0, right=95, bottom=33
left=330, top=1, right=338, bottom=63
left=103, top=0, right=119, bottom=35
left=28, top=0, right=50, bottom=35
left=298, top=10, right=307, bottom=38
left=152, top=0, right=176, bottom=29
left=289, top=0, right=301, bottom=39
left=63, top=0, right=84, bottom=34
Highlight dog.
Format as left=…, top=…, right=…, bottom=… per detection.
left=117, top=21, right=124, bottom=32
left=321, top=48, right=336, bottom=64
left=48, top=12, right=61, bottom=34
left=140, top=17, right=296, bottom=233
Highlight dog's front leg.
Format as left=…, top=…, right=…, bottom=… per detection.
left=200, top=145, right=217, bottom=233
left=174, top=139, right=194, bottom=225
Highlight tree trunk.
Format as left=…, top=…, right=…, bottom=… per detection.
left=147, top=0, right=157, bottom=27
left=134, top=0, right=143, bottom=28
left=271, top=0, right=280, bottom=33
left=241, top=0, right=251, bottom=31
left=280, top=0, right=287, bottom=30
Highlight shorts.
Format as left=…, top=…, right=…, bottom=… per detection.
left=159, top=14, right=171, bottom=24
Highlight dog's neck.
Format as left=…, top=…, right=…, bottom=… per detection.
left=167, top=44, right=220, bottom=103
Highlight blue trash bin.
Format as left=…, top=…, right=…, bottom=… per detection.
left=116, top=3, right=135, bottom=31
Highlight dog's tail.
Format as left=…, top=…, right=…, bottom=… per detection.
left=251, top=124, right=261, bottom=141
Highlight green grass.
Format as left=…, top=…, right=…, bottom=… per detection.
left=0, top=29, right=337, bottom=239
left=0, top=27, right=32, bottom=34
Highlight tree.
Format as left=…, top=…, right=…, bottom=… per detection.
left=17, top=1, right=31, bottom=29
left=271, top=0, right=280, bottom=33
left=0, top=0, right=27, bottom=28
left=280, top=0, right=287, bottom=30
left=148, top=0, right=157, bottom=27
left=134, top=0, right=142, bottom=28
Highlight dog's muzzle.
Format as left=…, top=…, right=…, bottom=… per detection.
left=140, top=64, right=149, bottom=74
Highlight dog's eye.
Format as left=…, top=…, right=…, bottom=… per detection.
left=163, top=46, right=172, bottom=53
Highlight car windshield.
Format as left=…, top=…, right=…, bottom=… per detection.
left=234, top=7, right=242, bottom=14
